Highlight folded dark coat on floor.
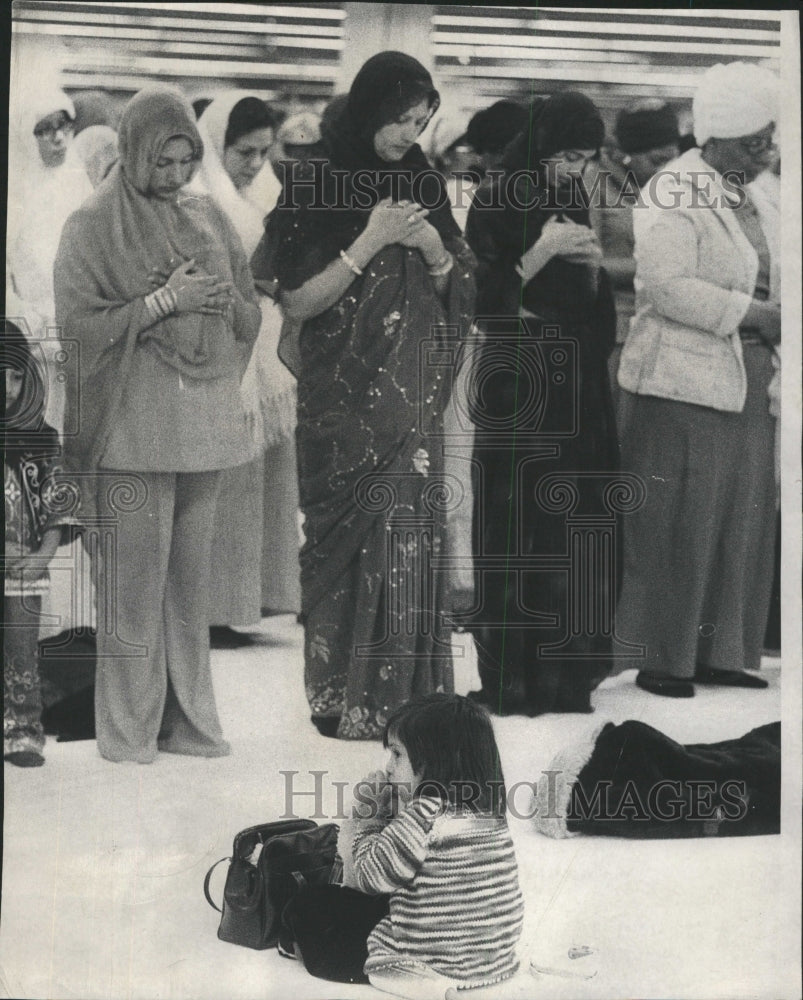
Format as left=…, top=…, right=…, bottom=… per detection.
left=535, top=721, right=780, bottom=839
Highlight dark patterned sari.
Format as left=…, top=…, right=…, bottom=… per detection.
left=267, top=53, right=476, bottom=738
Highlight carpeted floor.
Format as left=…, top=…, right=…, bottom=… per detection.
left=1, top=618, right=796, bottom=1000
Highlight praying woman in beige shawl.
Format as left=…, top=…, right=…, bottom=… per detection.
left=54, top=86, right=261, bottom=763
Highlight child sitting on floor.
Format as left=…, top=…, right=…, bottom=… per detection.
left=282, top=693, right=524, bottom=998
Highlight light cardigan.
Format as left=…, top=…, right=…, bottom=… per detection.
left=340, top=796, right=524, bottom=988
left=618, top=147, right=774, bottom=413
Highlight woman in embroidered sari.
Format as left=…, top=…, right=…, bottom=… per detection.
left=54, top=86, right=261, bottom=763
left=464, top=92, right=618, bottom=716
left=193, top=92, right=301, bottom=641
left=268, top=52, right=476, bottom=739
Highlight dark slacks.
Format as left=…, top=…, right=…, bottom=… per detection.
left=282, top=884, right=390, bottom=984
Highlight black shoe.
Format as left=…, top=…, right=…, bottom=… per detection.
left=694, top=665, right=769, bottom=689
left=4, top=750, right=45, bottom=767
left=311, top=716, right=341, bottom=738
left=276, top=937, right=297, bottom=960
left=209, top=626, right=258, bottom=649
left=636, top=672, right=695, bottom=698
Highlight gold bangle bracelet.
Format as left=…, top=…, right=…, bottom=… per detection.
left=428, top=253, right=454, bottom=277
left=339, top=249, right=363, bottom=276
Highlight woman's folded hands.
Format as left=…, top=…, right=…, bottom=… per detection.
left=148, top=258, right=233, bottom=315
left=518, top=215, right=602, bottom=282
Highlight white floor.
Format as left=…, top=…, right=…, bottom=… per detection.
left=1, top=618, right=798, bottom=1000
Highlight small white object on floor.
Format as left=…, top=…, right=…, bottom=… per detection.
left=530, top=942, right=599, bottom=980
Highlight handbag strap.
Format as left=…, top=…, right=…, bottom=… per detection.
left=203, top=857, right=231, bottom=913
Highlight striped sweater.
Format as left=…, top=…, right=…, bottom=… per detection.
left=350, top=796, right=524, bottom=987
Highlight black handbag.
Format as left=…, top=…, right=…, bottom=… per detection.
left=204, top=820, right=340, bottom=950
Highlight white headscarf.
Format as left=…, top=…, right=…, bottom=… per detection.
left=193, top=91, right=282, bottom=257
left=6, top=78, right=93, bottom=433
left=693, top=62, right=778, bottom=146
left=192, top=91, right=295, bottom=448
left=7, top=79, right=93, bottom=318
left=72, top=124, right=119, bottom=189
left=10, top=80, right=75, bottom=163
left=7, top=82, right=90, bottom=247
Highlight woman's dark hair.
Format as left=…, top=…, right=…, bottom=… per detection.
left=192, top=97, right=212, bottom=120
left=384, top=693, right=506, bottom=815
left=224, top=97, right=277, bottom=148
left=372, top=78, right=438, bottom=135
left=501, top=92, right=605, bottom=174
left=465, top=100, right=529, bottom=157
left=346, top=51, right=440, bottom=147
left=2, top=320, right=49, bottom=456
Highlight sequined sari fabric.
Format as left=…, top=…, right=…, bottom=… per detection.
left=271, top=222, right=476, bottom=737
left=291, top=239, right=475, bottom=737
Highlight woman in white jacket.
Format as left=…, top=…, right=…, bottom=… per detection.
left=616, top=62, right=780, bottom=697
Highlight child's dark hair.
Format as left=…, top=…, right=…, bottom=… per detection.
left=2, top=320, right=46, bottom=423
left=384, top=693, right=506, bottom=815
left=2, top=319, right=56, bottom=462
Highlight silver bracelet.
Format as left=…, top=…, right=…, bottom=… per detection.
left=145, top=284, right=177, bottom=321
left=427, top=252, right=453, bottom=277
left=339, top=249, right=363, bottom=276
left=161, top=283, right=178, bottom=313
left=145, top=290, right=167, bottom=321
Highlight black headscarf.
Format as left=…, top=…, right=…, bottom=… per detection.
left=501, top=92, right=605, bottom=174
left=2, top=321, right=59, bottom=464
left=464, top=100, right=530, bottom=157
left=467, top=91, right=613, bottom=329
left=474, top=92, right=607, bottom=249
left=266, top=51, right=460, bottom=290
left=322, top=52, right=439, bottom=170
left=615, top=102, right=679, bottom=156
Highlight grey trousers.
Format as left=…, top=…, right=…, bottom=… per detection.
left=616, top=344, right=777, bottom=680
left=210, top=454, right=264, bottom=628
left=93, top=470, right=229, bottom=763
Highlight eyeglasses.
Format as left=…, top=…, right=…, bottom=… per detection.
left=738, top=134, right=777, bottom=155
left=33, top=117, right=75, bottom=140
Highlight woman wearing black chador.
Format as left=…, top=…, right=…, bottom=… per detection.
left=464, top=92, right=619, bottom=716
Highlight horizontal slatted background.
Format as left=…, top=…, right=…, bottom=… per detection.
left=12, top=1, right=346, bottom=101
left=11, top=2, right=783, bottom=115
left=432, top=6, right=782, bottom=112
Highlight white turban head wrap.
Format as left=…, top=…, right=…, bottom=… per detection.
left=693, top=62, right=778, bottom=146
